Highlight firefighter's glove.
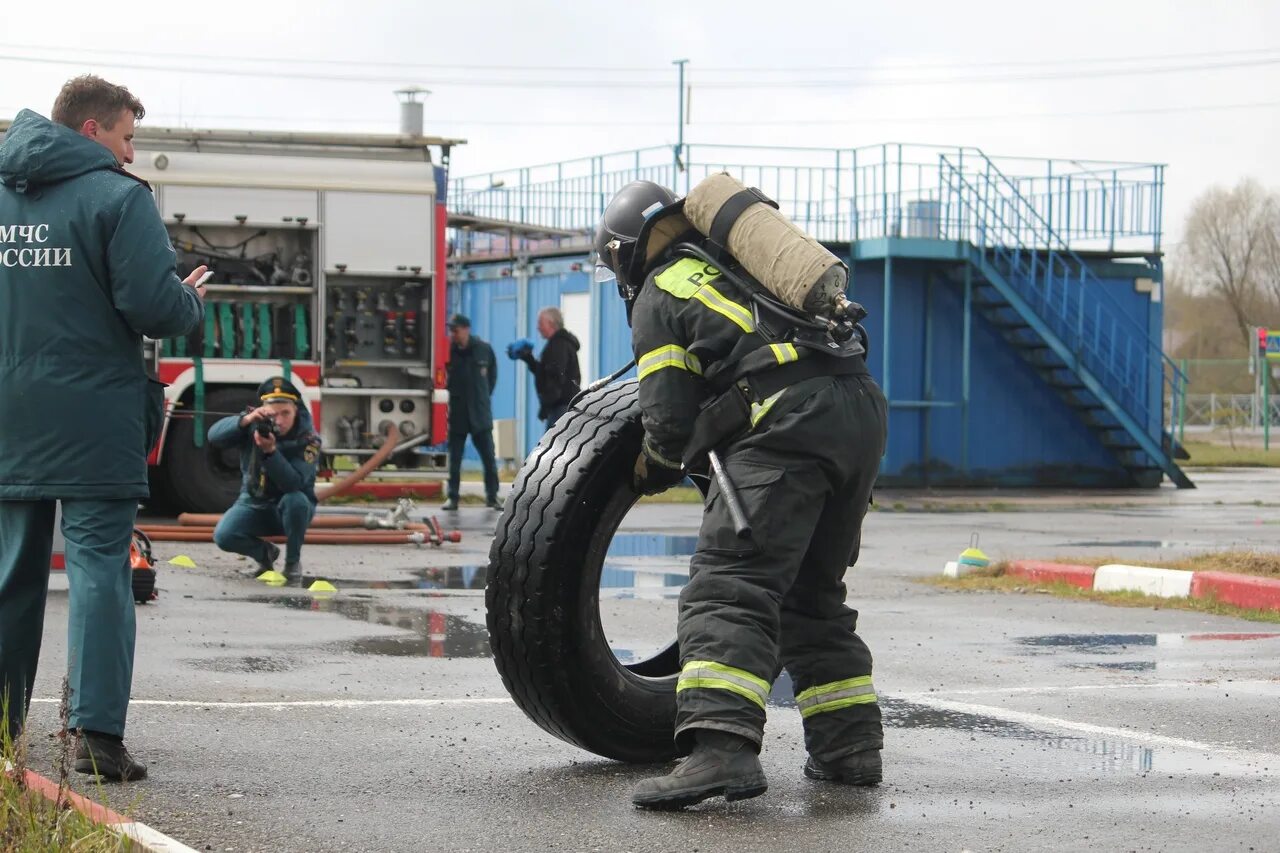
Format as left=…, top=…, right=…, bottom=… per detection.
left=506, top=338, right=535, bottom=360
left=632, top=452, right=686, bottom=496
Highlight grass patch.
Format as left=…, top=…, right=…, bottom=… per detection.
left=638, top=486, right=706, bottom=505
left=0, top=771, right=124, bottom=851
left=2, top=694, right=128, bottom=851
left=1182, top=441, right=1280, bottom=468
left=924, top=562, right=1280, bottom=623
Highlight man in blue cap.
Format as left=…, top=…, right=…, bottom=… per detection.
left=208, top=376, right=322, bottom=582
left=0, top=75, right=206, bottom=782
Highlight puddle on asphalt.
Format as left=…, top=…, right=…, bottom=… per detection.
left=1019, top=633, right=1280, bottom=652
left=1017, top=632, right=1280, bottom=673
left=1068, top=661, right=1158, bottom=672
left=184, top=655, right=297, bottom=674
left=295, top=531, right=695, bottom=596
left=243, top=595, right=492, bottom=659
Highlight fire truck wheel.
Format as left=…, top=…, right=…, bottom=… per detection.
left=163, top=387, right=259, bottom=514
left=486, top=379, right=699, bottom=764
left=145, top=464, right=176, bottom=515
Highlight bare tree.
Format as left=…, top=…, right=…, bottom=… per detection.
left=1180, top=179, right=1275, bottom=347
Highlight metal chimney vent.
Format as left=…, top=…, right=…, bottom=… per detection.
left=394, top=86, right=430, bottom=136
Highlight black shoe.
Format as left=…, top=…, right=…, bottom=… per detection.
left=283, top=561, right=302, bottom=581
left=804, top=749, right=882, bottom=786
left=74, top=731, right=147, bottom=782
left=441, top=499, right=459, bottom=512
left=485, top=497, right=504, bottom=511
left=241, top=542, right=280, bottom=578
left=632, top=731, right=766, bottom=810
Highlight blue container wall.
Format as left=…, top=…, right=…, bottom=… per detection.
left=454, top=250, right=1160, bottom=486
left=849, top=259, right=1124, bottom=485
left=447, top=258, right=603, bottom=465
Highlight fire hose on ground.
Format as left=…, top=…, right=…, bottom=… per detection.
left=137, top=526, right=459, bottom=546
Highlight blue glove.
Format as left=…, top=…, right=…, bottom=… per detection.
left=506, top=338, right=535, bottom=360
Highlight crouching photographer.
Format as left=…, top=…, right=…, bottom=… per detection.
left=208, top=377, right=321, bottom=582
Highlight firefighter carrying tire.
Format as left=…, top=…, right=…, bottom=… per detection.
left=486, top=378, right=694, bottom=764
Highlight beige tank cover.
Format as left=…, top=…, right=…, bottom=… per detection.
left=685, top=173, right=847, bottom=315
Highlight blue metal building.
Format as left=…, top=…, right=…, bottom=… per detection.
left=446, top=143, right=1190, bottom=488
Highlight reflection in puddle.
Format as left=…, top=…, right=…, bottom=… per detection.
left=607, top=533, right=699, bottom=557
left=244, top=595, right=491, bottom=659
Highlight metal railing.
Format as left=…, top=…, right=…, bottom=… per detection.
left=1173, top=394, right=1280, bottom=429
left=936, top=149, right=1182, bottom=445
left=450, top=143, right=1165, bottom=255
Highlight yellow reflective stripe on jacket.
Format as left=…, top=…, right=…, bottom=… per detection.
left=654, top=257, right=722, bottom=299
left=750, top=389, right=785, bottom=428
left=794, top=676, right=877, bottom=718
left=677, top=660, right=771, bottom=709
left=637, top=344, right=702, bottom=380
left=692, top=283, right=754, bottom=333
left=769, top=343, right=799, bottom=364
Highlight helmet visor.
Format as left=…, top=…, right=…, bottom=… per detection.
left=593, top=263, right=617, bottom=284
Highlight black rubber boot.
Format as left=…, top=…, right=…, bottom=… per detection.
left=73, top=731, right=147, bottom=782
left=803, top=749, right=882, bottom=786
left=283, top=561, right=302, bottom=582
left=632, top=731, right=766, bottom=810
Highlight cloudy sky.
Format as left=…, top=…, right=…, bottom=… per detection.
left=2, top=0, right=1277, bottom=244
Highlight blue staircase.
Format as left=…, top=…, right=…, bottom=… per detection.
left=939, top=151, right=1192, bottom=488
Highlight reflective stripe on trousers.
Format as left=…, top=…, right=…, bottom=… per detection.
left=795, top=675, right=877, bottom=718
left=677, top=660, right=771, bottom=709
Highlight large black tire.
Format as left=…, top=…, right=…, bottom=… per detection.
left=486, top=379, right=691, bottom=764
left=162, top=387, right=258, bottom=514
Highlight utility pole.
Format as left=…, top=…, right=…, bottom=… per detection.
left=673, top=59, right=688, bottom=192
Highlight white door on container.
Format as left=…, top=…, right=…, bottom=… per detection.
left=559, top=291, right=592, bottom=385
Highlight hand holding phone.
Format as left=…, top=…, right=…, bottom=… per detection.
left=183, top=265, right=213, bottom=299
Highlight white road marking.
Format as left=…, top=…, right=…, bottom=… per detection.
left=900, top=694, right=1280, bottom=760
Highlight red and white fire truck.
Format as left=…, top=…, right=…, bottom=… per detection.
left=125, top=125, right=463, bottom=513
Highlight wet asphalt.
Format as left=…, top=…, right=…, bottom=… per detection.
left=19, top=469, right=1280, bottom=852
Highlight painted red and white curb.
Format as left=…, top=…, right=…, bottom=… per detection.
left=2, top=761, right=196, bottom=853
left=975, top=560, right=1280, bottom=612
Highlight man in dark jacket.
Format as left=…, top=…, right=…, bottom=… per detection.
left=443, top=314, right=502, bottom=511
left=0, top=77, right=206, bottom=781
left=209, top=377, right=321, bottom=583
left=507, top=306, right=581, bottom=430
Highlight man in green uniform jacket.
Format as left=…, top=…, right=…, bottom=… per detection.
left=209, top=376, right=322, bottom=582
left=443, top=314, right=503, bottom=511
left=0, top=76, right=206, bottom=781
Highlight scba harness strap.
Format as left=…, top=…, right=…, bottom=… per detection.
left=707, top=187, right=778, bottom=254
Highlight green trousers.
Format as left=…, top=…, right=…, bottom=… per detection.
left=0, top=499, right=139, bottom=740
